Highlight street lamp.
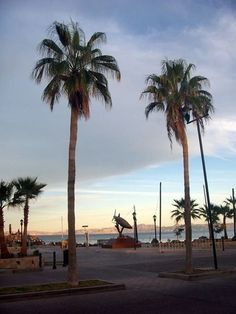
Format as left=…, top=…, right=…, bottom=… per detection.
left=185, top=112, right=218, bottom=269
left=20, top=219, right=23, bottom=245
left=82, top=225, right=89, bottom=247
left=159, top=182, right=162, bottom=242
left=153, top=215, right=157, bottom=240
left=232, top=188, right=236, bottom=240
left=132, top=206, right=138, bottom=249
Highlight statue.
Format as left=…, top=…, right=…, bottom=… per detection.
left=100, top=210, right=140, bottom=249
left=113, top=211, right=132, bottom=237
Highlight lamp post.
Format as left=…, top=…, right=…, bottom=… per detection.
left=159, top=182, right=162, bottom=242
left=132, top=206, right=138, bottom=249
left=232, top=188, right=236, bottom=239
left=82, top=225, right=89, bottom=247
left=153, top=215, right=157, bottom=240
left=20, top=219, right=23, bottom=245
left=185, top=112, right=218, bottom=269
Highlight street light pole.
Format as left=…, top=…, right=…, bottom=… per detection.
left=232, top=188, right=236, bottom=238
left=153, top=215, right=157, bottom=240
left=82, top=225, right=89, bottom=247
left=20, top=219, right=23, bottom=245
left=159, top=182, right=162, bottom=243
left=195, top=118, right=218, bottom=269
left=132, top=206, right=138, bottom=250
left=132, top=206, right=138, bottom=242
left=184, top=110, right=218, bottom=269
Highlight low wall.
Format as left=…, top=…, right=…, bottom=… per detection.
left=0, top=255, right=40, bottom=270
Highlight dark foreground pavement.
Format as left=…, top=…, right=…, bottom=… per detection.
left=1, top=246, right=236, bottom=314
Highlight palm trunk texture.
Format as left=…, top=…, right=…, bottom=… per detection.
left=223, top=216, right=228, bottom=239
left=0, top=208, right=10, bottom=258
left=20, top=202, right=29, bottom=256
left=67, top=108, right=79, bottom=287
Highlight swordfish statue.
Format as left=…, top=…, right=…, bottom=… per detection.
left=112, top=210, right=132, bottom=237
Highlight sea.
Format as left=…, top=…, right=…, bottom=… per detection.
left=38, top=229, right=235, bottom=245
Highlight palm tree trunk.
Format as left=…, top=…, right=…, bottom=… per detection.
left=20, top=202, right=29, bottom=256
left=182, top=131, right=193, bottom=274
left=0, top=208, right=11, bottom=258
left=67, top=108, right=79, bottom=287
left=223, top=216, right=228, bottom=239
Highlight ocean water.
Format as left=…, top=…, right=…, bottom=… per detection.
left=38, top=229, right=234, bottom=245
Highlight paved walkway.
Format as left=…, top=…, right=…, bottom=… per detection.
left=1, top=246, right=236, bottom=313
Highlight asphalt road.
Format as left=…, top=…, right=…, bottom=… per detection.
left=1, top=246, right=236, bottom=313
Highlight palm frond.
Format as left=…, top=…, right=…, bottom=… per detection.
left=92, top=80, right=112, bottom=107
left=42, top=76, right=62, bottom=110
left=145, top=102, right=165, bottom=118
left=38, top=39, right=63, bottom=58
left=87, top=32, right=106, bottom=48
left=145, top=74, right=161, bottom=85
left=92, top=55, right=121, bottom=80
left=52, top=22, right=71, bottom=47
left=32, top=57, right=55, bottom=83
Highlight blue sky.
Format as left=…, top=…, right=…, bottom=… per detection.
left=1, top=0, right=236, bottom=233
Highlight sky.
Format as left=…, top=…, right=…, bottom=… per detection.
left=1, top=0, right=236, bottom=234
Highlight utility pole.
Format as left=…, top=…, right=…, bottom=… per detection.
left=196, top=119, right=217, bottom=269
left=185, top=112, right=217, bottom=269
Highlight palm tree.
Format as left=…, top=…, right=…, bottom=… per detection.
left=225, top=195, right=236, bottom=238
left=219, top=204, right=233, bottom=239
left=173, top=225, right=184, bottom=240
left=141, top=59, right=213, bottom=273
left=32, top=21, right=120, bottom=286
left=171, top=198, right=200, bottom=224
left=199, top=204, right=220, bottom=239
left=0, top=181, right=22, bottom=258
left=12, top=177, right=46, bottom=257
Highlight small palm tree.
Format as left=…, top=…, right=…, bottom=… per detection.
left=225, top=196, right=236, bottom=208
left=171, top=198, right=200, bottom=224
left=13, top=177, right=46, bottom=256
left=173, top=225, right=184, bottom=240
left=218, top=204, right=233, bottom=239
left=141, top=59, right=213, bottom=273
left=225, top=196, right=236, bottom=238
left=0, top=181, right=22, bottom=258
left=199, top=204, right=220, bottom=239
left=32, top=21, right=120, bottom=286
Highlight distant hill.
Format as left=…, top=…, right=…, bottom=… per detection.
left=27, top=222, right=235, bottom=236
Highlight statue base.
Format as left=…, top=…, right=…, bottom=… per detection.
left=101, top=236, right=141, bottom=249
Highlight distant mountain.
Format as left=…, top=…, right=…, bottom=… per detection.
left=27, top=222, right=231, bottom=236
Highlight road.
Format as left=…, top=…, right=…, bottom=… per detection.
left=1, top=246, right=236, bottom=313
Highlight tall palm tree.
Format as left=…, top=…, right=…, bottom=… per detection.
left=32, top=21, right=120, bottom=286
left=141, top=59, right=213, bottom=273
left=0, top=181, right=22, bottom=258
left=171, top=198, right=200, bottom=224
left=13, top=177, right=46, bottom=257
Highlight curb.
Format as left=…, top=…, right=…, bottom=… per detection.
left=0, top=283, right=126, bottom=302
left=159, top=268, right=236, bottom=281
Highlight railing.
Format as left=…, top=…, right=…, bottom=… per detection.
left=155, top=239, right=236, bottom=251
